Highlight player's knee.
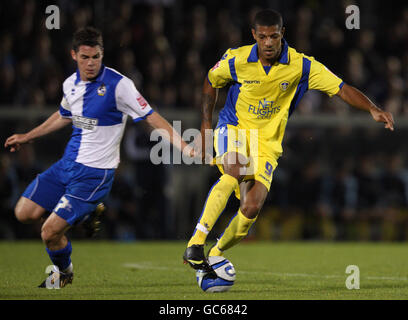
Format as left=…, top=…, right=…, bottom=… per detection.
left=240, top=200, right=262, bottom=219
left=41, top=225, right=59, bottom=245
left=223, top=153, right=248, bottom=180
left=223, top=163, right=246, bottom=180
left=14, top=206, right=33, bottom=224
left=14, top=198, right=44, bottom=224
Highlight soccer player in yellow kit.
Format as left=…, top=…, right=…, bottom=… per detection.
left=183, top=9, right=394, bottom=273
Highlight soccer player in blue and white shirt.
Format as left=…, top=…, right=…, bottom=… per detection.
left=4, top=27, right=195, bottom=288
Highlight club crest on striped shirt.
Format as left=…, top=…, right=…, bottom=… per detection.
left=97, top=83, right=106, bottom=96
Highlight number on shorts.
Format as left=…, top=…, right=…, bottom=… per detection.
left=54, top=196, right=72, bottom=213
left=265, top=161, right=273, bottom=176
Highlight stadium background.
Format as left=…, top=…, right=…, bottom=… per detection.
left=0, top=0, right=407, bottom=243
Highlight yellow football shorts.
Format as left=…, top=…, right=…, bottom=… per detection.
left=213, top=124, right=279, bottom=199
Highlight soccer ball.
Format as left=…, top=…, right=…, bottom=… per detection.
left=196, top=256, right=236, bottom=292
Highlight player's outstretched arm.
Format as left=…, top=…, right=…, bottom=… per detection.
left=145, top=111, right=196, bottom=158
left=200, top=77, right=218, bottom=162
left=336, top=83, right=394, bottom=131
left=4, top=111, right=72, bottom=152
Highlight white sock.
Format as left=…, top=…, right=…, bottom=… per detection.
left=62, top=263, right=73, bottom=274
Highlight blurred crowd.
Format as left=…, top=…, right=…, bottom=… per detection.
left=1, top=124, right=408, bottom=241
left=1, top=0, right=408, bottom=241
left=0, top=0, right=408, bottom=113
left=254, top=126, right=408, bottom=241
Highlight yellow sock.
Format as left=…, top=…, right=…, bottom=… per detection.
left=208, top=244, right=224, bottom=257
left=188, top=174, right=238, bottom=247
left=213, top=209, right=257, bottom=253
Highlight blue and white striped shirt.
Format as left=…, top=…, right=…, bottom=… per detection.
left=59, top=65, right=153, bottom=169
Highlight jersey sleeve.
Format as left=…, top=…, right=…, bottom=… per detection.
left=59, top=81, right=72, bottom=118
left=115, top=77, right=154, bottom=122
left=308, top=58, right=344, bottom=97
left=207, top=49, right=236, bottom=88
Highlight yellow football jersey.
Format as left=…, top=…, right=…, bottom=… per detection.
left=208, top=39, right=344, bottom=157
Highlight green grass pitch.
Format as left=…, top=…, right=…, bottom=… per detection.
left=1, top=240, right=408, bottom=300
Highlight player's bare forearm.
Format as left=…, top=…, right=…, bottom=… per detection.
left=200, top=77, right=218, bottom=161
left=30, top=111, right=72, bottom=139
left=4, top=111, right=72, bottom=152
left=145, top=111, right=194, bottom=157
left=201, top=77, right=218, bottom=130
left=337, top=83, right=376, bottom=112
left=337, top=83, right=394, bottom=131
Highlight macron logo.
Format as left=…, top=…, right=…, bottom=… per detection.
left=244, top=80, right=260, bottom=84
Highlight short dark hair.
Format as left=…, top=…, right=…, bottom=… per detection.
left=253, top=9, right=283, bottom=29
left=72, top=27, right=103, bottom=52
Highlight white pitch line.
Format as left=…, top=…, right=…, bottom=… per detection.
left=122, top=263, right=176, bottom=271
left=366, top=276, right=408, bottom=281
left=239, top=270, right=342, bottom=279
left=122, top=262, right=408, bottom=281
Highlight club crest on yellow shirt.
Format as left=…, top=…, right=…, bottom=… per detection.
left=97, top=84, right=106, bottom=96
left=279, top=81, right=290, bottom=91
